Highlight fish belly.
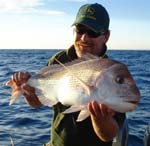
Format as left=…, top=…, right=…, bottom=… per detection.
left=56, top=70, right=99, bottom=106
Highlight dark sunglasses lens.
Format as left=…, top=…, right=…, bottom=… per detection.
left=87, top=30, right=100, bottom=38
left=76, top=26, right=101, bottom=38
left=76, top=27, right=85, bottom=35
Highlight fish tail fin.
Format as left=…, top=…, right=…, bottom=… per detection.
left=9, top=89, right=22, bottom=105
left=4, top=80, right=22, bottom=105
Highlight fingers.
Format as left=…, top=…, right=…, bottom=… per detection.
left=88, top=101, right=102, bottom=118
left=100, top=104, right=109, bottom=117
left=87, top=101, right=115, bottom=119
left=106, top=107, right=115, bottom=117
left=12, top=72, right=31, bottom=86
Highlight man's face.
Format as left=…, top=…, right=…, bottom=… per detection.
left=73, top=24, right=110, bottom=57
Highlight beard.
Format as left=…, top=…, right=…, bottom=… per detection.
left=74, top=41, right=93, bottom=57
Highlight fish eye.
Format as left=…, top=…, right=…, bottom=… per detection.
left=115, top=76, right=124, bottom=84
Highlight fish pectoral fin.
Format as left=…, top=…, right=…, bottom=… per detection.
left=62, top=105, right=84, bottom=114
left=82, top=53, right=99, bottom=60
left=76, top=108, right=90, bottom=122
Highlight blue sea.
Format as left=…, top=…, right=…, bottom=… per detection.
left=0, top=49, right=149, bottom=146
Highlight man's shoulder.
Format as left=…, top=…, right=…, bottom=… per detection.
left=47, top=45, right=77, bottom=65
left=47, top=50, right=68, bottom=65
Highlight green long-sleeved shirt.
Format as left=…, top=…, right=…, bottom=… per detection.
left=46, top=45, right=125, bottom=146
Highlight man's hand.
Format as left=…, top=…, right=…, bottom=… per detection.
left=87, top=101, right=119, bottom=142
left=12, top=72, right=31, bottom=86
left=12, top=72, right=42, bottom=107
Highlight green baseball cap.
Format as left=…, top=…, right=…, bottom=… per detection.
left=72, top=3, right=109, bottom=33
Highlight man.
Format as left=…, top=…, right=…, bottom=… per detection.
left=12, top=3, right=126, bottom=146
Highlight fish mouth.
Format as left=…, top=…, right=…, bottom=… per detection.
left=128, top=100, right=139, bottom=104
left=124, top=97, right=140, bottom=105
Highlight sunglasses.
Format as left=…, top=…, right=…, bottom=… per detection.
left=75, top=25, right=106, bottom=38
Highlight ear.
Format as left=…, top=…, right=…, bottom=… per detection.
left=72, top=26, right=76, bottom=35
left=104, top=30, right=110, bottom=43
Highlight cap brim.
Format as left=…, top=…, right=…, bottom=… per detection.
left=72, top=19, right=104, bottom=33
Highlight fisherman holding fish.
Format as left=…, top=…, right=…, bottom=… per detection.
left=6, top=3, right=140, bottom=146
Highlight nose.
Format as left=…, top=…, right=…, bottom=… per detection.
left=80, top=33, right=89, bottom=42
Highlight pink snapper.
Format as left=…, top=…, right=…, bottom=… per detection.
left=5, top=54, right=140, bottom=121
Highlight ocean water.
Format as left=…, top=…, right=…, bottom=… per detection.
left=0, top=49, right=149, bottom=146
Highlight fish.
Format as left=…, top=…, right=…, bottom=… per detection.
left=4, top=54, right=140, bottom=121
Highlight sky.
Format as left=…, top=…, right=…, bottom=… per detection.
left=0, top=0, right=149, bottom=50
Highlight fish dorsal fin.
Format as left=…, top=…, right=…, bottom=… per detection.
left=81, top=53, right=99, bottom=60
left=37, top=53, right=98, bottom=75
left=55, top=58, right=94, bottom=95
left=37, top=55, right=88, bottom=76
left=36, top=53, right=99, bottom=77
